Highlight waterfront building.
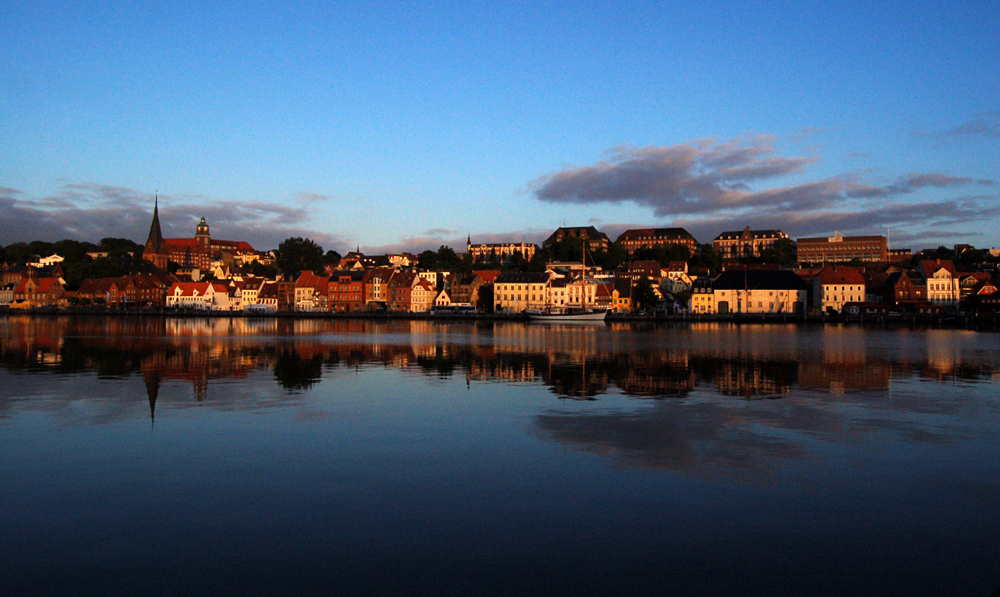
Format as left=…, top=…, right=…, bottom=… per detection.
left=165, top=281, right=237, bottom=310
left=328, top=270, right=366, bottom=312
left=917, top=259, right=960, bottom=306
left=813, top=265, right=867, bottom=313
left=493, top=271, right=551, bottom=313
left=711, top=270, right=807, bottom=314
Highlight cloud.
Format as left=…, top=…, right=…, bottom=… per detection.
left=913, top=111, right=1000, bottom=141
left=531, top=139, right=816, bottom=217
left=0, top=182, right=350, bottom=251
left=297, top=192, right=335, bottom=203
left=531, top=138, right=998, bottom=245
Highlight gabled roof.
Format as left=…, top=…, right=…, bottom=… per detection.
left=815, top=265, right=866, bottom=286
left=918, top=259, right=957, bottom=277
left=473, top=270, right=501, bottom=284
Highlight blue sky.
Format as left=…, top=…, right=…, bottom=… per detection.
left=2, top=0, right=998, bottom=253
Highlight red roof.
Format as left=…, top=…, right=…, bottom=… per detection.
left=816, top=265, right=866, bottom=285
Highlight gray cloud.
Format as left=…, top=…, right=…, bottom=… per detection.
left=0, top=182, right=349, bottom=252
left=532, top=138, right=998, bottom=246
left=913, top=112, right=1000, bottom=141
left=532, top=139, right=816, bottom=217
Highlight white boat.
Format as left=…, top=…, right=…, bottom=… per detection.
left=527, top=245, right=608, bottom=322
left=526, top=306, right=608, bottom=322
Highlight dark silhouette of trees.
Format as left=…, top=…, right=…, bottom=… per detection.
left=275, top=237, right=324, bottom=275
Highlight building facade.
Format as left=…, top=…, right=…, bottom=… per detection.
left=616, top=228, right=697, bottom=257
left=713, top=226, right=789, bottom=259
left=796, top=234, right=888, bottom=264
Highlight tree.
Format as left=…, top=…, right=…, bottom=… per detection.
left=436, top=246, right=462, bottom=270
left=690, top=244, right=722, bottom=273
left=759, top=238, right=796, bottom=266
left=3, top=242, right=31, bottom=265
left=632, top=277, right=659, bottom=311
left=418, top=250, right=439, bottom=271
left=65, top=256, right=127, bottom=290
left=275, top=237, right=324, bottom=276
left=99, top=238, right=144, bottom=257
left=477, top=284, right=494, bottom=313
left=324, top=250, right=343, bottom=265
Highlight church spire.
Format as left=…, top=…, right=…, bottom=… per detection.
left=145, top=191, right=164, bottom=251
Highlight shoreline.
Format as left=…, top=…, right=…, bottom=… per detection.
left=3, top=307, right=998, bottom=331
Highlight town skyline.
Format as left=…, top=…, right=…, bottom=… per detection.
left=3, top=2, right=998, bottom=253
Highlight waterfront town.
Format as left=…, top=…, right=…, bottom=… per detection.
left=2, top=201, right=999, bottom=317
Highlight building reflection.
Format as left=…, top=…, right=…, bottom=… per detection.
left=2, top=315, right=999, bottom=417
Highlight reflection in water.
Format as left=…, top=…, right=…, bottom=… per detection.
left=2, top=316, right=998, bottom=409
left=2, top=315, right=1000, bottom=596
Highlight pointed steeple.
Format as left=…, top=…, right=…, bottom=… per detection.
left=145, top=192, right=164, bottom=251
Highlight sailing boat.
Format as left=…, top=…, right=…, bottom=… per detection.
left=527, top=242, right=608, bottom=322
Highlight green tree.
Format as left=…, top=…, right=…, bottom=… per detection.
left=477, top=284, right=494, bottom=313
left=65, top=256, right=127, bottom=290
left=418, top=250, right=439, bottom=270
left=3, top=242, right=30, bottom=265
left=632, top=277, right=659, bottom=311
left=436, top=246, right=462, bottom=270
left=324, top=250, right=343, bottom=265
left=759, top=238, right=797, bottom=266
left=275, top=237, right=324, bottom=275
left=592, top=242, right=629, bottom=271
left=690, top=243, right=722, bottom=273
left=99, top=238, right=144, bottom=257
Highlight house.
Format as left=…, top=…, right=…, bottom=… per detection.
left=712, top=270, right=808, bottom=314
left=363, top=268, right=394, bottom=310
left=165, top=281, right=236, bottom=310
left=967, top=281, right=1000, bottom=312
left=612, top=278, right=633, bottom=313
left=256, top=282, right=281, bottom=309
left=0, top=283, right=16, bottom=307
left=494, top=271, right=551, bottom=313
left=917, top=259, right=960, bottom=306
left=239, top=277, right=268, bottom=307
left=328, top=270, right=366, bottom=312
left=450, top=273, right=487, bottom=306
left=664, top=261, right=693, bottom=294
left=594, top=281, right=613, bottom=311
left=294, top=271, right=330, bottom=311
left=690, top=276, right=715, bottom=314
left=410, top=278, right=437, bottom=313
left=885, top=271, right=927, bottom=306
left=434, top=289, right=453, bottom=307
left=12, top=276, right=67, bottom=308
left=387, top=271, right=419, bottom=312
left=813, top=265, right=867, bottom=313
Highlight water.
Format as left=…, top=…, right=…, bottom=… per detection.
left=2, top=316, right=999, bottom=596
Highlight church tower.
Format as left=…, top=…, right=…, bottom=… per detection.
left=143, top=194, right=167, bottom=269
left=196, top=217, right=211, bottom=250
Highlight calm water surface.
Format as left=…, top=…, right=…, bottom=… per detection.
left=2, top=316, right=999, bottom=596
